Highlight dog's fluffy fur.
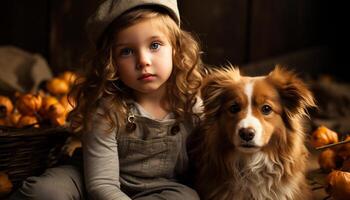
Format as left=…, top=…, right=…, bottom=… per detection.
left=188, top=66, right=316, bottom=200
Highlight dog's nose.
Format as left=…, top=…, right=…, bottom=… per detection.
left=239, top=128, right=255, bottom=141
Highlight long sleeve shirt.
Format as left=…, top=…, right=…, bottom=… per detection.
left=83, top=101, right=201, bottom=199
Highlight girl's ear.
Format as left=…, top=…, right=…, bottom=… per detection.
left=267, top=65, right=316, bottom=119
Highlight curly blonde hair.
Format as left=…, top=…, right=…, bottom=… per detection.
left=69, top=7, right=203, bottom=134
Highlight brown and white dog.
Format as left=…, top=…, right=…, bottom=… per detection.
left=188, top=66, right=316, bottom=200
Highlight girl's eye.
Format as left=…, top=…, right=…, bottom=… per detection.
left=229, top=102, right=241, bottom=114
left=150, top=42, right=160, bottom=50
left=261, top=105, right=272, bottom=115
left=120, top=48, right=133, bottom=56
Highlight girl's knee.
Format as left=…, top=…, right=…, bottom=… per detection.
left=181, top=186, right=200, bottom=200
left=31, top=177, right=66, bottom=198
left=134, top=184, right=200, bottom=200
left=10, top=166, right=84, bottom=200
left=9, top=177, right=66, bottom=200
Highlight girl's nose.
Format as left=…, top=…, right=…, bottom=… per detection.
left=136, top=50, right=151, bottom=70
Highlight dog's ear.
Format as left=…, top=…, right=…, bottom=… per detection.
left=267, top=65, right=316, bottom=119
left=201, top=67, right=241, bottom=118
left=201, top=77, right=226, bottom=117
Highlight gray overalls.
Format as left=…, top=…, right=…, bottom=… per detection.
left=9, top=102, right=199, bottom=200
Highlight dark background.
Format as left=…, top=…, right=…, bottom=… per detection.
left=0, top=0, right=346, bottom=81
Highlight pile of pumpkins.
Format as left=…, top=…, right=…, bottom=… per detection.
left=0, top=71, right=78, bottom=128
left=0, top=71, right=79, bottom=197
left=310, top=125, right=350, bottom=200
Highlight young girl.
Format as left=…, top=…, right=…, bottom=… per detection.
left=10, top=0, right=203, bottom=199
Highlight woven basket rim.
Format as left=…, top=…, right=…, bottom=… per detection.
left=0, top=125, right=69, bottom=137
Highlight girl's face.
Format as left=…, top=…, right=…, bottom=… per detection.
left=113, top=18, right=173, bottom=98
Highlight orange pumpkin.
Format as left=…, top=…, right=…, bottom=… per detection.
left=310, top=125, right=339, bottom=148
left=0, top=172, right=13, bottom=198
left=47, top=103, right=67, bottom=126
left=326, top=170, right=350, bottom=200
left=58, top=71, right=77, bottom=86
left=318, top=148, right=342, bottom=172
left=47, top=103, right=66, bottom=118
left=0, top=96, right=14, bottom=118
left=50, top=115, right=66, bottom=126
left=0, top=118, right=7, bottom=126
left=16, top=93, right=42, bottom=115
left=60, top=94, right=75, bottom=113
left=40, top=95, right=59, bottom=117
left=7, top=112, right=22, bottom=127
left=46, top=78, right=70, bottom=96
left=17, top=115, right=39, bottom=128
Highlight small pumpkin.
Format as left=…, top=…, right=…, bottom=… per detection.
left=310, top=125, right=339, bottom=148
left=60, top=94, right=75, bottom=113
left=0, top=96, right=14, bottom=118
left=0, top=172, right=13, bottom=198
left=318, top=148, right=342, bottom=172
left=46, top=78, right=70, bottom=96
left=17, top=115, right=39, bottom=128
left=325, top=170, right=350, bottom=200
left=0, top=118, right=7, bottom=126
left=16, top=93, right=42, bottom=115
left=40, top=95, right=59, bottom=118
left=58, top=71, right=77, bottom=86
left=50, top=115, right=66, bottom=126
left=7, top=112, right=22, bottom=127
left=47, top=103, right=67, bottom=126
left=47, top=103, right=66, bottom=119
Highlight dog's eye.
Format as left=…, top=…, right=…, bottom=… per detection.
left=261, top=105, right=272, bottom=115
left=229, top=103, right=241, bottom=114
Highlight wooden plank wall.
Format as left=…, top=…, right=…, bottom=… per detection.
left=179, top=0, right=249, bottom=65
left=0, top=0, right=339, bottom=78
left=48, top=0, right=101, bottom=74
left=0, top=0, right=50, bottom=59
left=180, top=0, right=329, bottom=66
left=248, top=0, right=326, bottom=61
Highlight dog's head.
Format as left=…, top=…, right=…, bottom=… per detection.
left=201, top=65, right=315, bottom=154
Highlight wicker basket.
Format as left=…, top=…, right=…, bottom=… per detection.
left=0, top=125, right=69, bottom=189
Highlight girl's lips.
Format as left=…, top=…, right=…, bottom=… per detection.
left=138, top=73, right=156, bottom=80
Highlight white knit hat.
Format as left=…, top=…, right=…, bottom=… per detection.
left=86, top=0, right=180, bottom=43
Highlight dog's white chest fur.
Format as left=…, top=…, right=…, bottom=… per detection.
left=230, top=153, right=300, bottom=200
